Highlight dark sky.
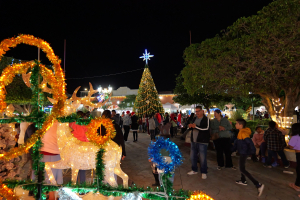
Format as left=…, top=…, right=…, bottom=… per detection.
left=0, top=0, right=273, bottom=94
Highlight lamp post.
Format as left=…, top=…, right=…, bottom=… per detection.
left=97, top=85, right=112, bottom=94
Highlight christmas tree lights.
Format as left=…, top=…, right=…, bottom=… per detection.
left=133, top=65, right=164, bottom=116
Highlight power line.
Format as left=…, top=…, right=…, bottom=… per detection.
left=67, top=68, right=144, bottom=80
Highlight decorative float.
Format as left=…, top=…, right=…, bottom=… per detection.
left=0, top=35, right=214, bottom=200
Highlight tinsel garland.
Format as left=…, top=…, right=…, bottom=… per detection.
left=0, top=182, right=18, bottom=200
left=96, top=149, right=105, bottom=183
left=85, top=117, right=116, bottom=148
left=0, top=114, right=93, bottom=124
left=161, top=173, right=173, bottom=197
left=3, top=180, right=191, bottom=200
left=148, top=137, right=183, bottom=174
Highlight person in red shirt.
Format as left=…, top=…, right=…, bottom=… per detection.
left=156, top=112, right=162, bottom=124
left=178, top=111, right=182, bottom=126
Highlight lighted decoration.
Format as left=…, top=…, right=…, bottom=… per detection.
left=0, top=35, right=66, bottom=161
left=5, top=104, right=15, bottom=117
left=187, top=191, right=214, bottom=200
left=96, top=92, right=105, bottom=102
left=139, top=49, right=154, bottom=65
left=133, top=67, right=164, bottom=116
left=0, top=182, right=18, bottom=200
left=225, top=103, right=235, bottom=111
left=45, top=118, right=128, bottom=188
left=21, top=72, right=32, bottom=88
left=148, top=137, right=183, bottom=173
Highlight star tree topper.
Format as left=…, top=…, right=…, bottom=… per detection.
left=139, top=49, right=154, bottom=65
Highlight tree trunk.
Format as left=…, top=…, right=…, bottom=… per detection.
left=284, top=89, right=298, bottom=118
left=260, top=94, right=276, bottom=120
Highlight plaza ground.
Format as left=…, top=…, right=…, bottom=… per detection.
left=20, top=131, right=299, bottom=199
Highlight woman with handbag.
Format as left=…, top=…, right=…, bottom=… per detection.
left=211, top=110, right=236, bottom=170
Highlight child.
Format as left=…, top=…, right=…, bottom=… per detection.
left=288, top=123, right=300, bottom=195
left=232, top=119, right=264, bottom=197
left=252, top=126, right=267, bottom=163
left=138, top=117, right=143, bottom=133
left=149, top=158, right=160, bottom=186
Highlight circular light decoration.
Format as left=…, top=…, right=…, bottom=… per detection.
left=85, top=117, right=116, bottom=148
left=148, top=137, right=183, bottom=173
left=0, top=34, right=66, bottom=161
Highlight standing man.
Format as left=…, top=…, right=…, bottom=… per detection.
left=264, top=121, right=290, bottom=168
left=187, top=106, right=210, bottom=179
left=123, top=111, right=132, bottom=142
left=131, top=112, right=139, bottom=142
left=163, top=112, right=170, bottom=125
left=111, top=110, right=120, bottom=125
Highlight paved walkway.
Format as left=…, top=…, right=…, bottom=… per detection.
left=19, top=131, right=299, bottom=199
left=120, top=131, right=298, bottom=200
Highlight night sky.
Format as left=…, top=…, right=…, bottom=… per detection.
left=0, top=0, right=273, bottom=94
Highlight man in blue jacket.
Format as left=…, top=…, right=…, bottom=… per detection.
left=232, top=119, right=264, bottom=197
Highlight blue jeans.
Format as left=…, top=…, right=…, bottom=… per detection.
left=139, top=125, right=143, bottom=132
left=191, top=142, right=208, bottom=174
left=266, top=149, right=289, bottom=167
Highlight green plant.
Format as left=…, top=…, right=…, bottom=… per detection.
left=230, top=109, right=246, bottom=121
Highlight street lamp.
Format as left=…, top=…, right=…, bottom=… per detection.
left=98, top=85, right=102, bottom=93
left=97, top=85, right=112, bottom=95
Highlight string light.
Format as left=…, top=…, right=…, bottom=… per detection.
left=187, top=191, right=214, bottom=200
left=133, top=67, right=164, bottom=116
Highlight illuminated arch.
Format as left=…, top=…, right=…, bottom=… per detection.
left=0, top=34, right=66, bottom=161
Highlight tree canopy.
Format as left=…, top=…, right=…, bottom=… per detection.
left=0, top=56, right=53, bottom=106
left=182, top=0, right=300, bottom=117
left=173, top=73, right=231, bottom=113
left=0, top=57, right=32, bottom=104
left=118, top=95, right=137, bottom=109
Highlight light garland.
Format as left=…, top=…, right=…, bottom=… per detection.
left=0, top=35, right=66, bottom=161
left=148, top=137, right=183, bottom=174
left=0, top=182, right=18, bottom=200
left=187, top=191, right=214, bottom=200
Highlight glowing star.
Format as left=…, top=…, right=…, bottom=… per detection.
left=139, top=49, right=154, bottom=65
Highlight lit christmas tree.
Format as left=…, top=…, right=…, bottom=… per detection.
left=133, top=61, right=164, bottom=116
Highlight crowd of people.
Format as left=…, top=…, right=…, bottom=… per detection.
left=180, top=106, right=300, bottom=197
left=13, top=106, right=300, bottom=198
left=255, top=110, right=269, bottom=119
left=111, top=110, right=184, bottom=142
